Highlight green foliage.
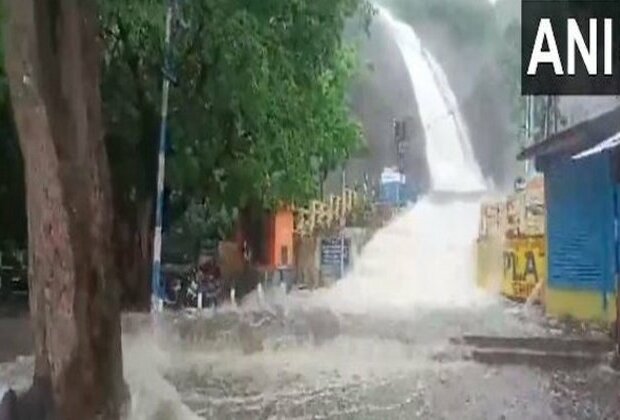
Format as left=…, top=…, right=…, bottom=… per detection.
left=100, top=1, right=165, bottom=219
left=169, top=0, right=367, bottom=210
left=175, top=200, right=237, bottom=249
left=100, top=0, right=369, bottom=238
left=0, top=0, right=369, bottom=244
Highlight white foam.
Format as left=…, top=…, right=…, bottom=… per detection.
left=319, top=196, right=492, bottom=315
left=124, top=331, right=201, bottom=420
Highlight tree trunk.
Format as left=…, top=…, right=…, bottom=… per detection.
left=115, top=200, right=152, bottom=312
left=3, top=1, right=126, bottom=419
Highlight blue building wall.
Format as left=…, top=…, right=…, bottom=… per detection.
left=543, top=152, right=617, bottom=301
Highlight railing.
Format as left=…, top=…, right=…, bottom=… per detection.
left=294, top=189, right=359, bottom=237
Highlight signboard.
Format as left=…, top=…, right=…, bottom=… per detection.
left=502, top=236, right=547, bottom=300
left=381, top=168, right=405, bottom=184
left=320, top=237, right=351, bottom=278
left=380, top=168, right=407, bottom=206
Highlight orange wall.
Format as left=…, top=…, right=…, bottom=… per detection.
left=266, top=209, right=295, bottom=268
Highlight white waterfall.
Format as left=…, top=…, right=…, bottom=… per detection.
left=379, top=7, right=485, bottom=193
left=324, top=7, right=490, bottom=311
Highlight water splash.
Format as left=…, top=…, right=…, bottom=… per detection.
left=324, top=195, right=491, bottom=314
left=124, top=330, right=202, bottom=420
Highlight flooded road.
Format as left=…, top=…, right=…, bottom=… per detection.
left=1, top=196, right=618, bottom=419
left=116, top=296, right=581, bottom=420
left=114, top=196, right=566, bottom=420
left=114, top=195, right=615, bottom=420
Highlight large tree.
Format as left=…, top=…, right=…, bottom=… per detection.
left=0, top=0, right=370, bottom=310
left=2, top=1, right=125, bottom=419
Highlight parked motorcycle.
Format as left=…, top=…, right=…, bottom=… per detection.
left=163, top=264, right=198, bottom=309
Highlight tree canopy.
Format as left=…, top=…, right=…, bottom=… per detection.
left=100, top=0, right=370, bottom=231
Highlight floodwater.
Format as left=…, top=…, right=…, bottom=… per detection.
left=0, top=191, right=553, bottom=419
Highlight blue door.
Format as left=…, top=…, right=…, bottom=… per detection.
left=545, top=153, right=616, bottom=297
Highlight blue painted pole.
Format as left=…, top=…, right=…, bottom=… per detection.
left=151, top=2, right=174, bottom=312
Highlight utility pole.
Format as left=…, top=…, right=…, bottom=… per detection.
left=525, top=95, right=538, bottom=178
left=553, top=96, right=559, bottom=134
left=524, top=96, right=531, bottom=177
left=530, top=96, right=536, bottom=140
left=340, top=166, right=346, bottom=279
left=544, top=95, right=552, bottom=139
left=151, top=0, right=175, bottom=312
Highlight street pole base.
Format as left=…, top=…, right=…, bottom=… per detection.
left=151, top=295, right=164, bottom=313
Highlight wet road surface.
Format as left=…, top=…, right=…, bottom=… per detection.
left=122, top=292, right=619, bottom=420
left=1, top=292, right=620, bottom=419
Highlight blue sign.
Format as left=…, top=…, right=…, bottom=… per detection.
left=380, top=168, right=409, bottom=206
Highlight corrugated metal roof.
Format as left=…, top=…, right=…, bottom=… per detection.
left=572, top=131, right=620, bottom=160
left=518, top=106, right=620, bottom=161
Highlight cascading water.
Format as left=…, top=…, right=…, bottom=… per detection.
left=326, top=197, right=490, bottom=313
left=379, top=7, right=485, bottom=193
left=325, top=7, right=490, bottom=311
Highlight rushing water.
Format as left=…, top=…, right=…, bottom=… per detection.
left=377, top=7, right=485, bottom=193
left=0, top=6, right=543, bottom=420
left=324, top=195, right=490, bottom=314
left=316, top=7, right=489, bottom=313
